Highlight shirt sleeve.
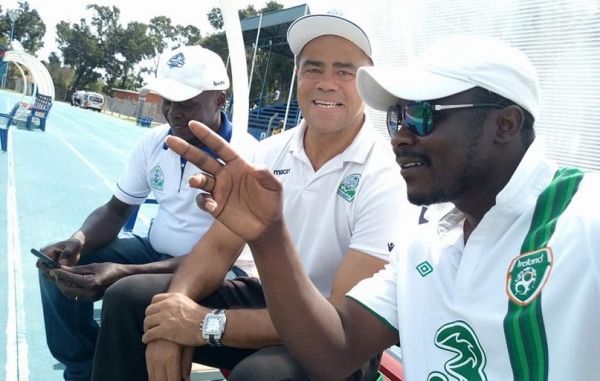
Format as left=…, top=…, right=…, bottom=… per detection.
left=348, top=167, right=420, bottom=262
left=346, top=253, right=400, bottom=332
left=113, top=131, right=153, bottom=205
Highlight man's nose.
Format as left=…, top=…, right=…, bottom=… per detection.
left=316, top=71, right=340, bottom=91
left=390, top=125, right=418, bottom=148
left=167, top=103, right=184, bottom=117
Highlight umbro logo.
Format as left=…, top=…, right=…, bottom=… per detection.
left=273, top=168, right=290, bottom=175
left=387, top=242, right=395, bottom=252
left=416, top=261, right=433, bottom=277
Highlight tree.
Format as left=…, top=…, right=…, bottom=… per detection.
left=44, top=52, right=75, bottom=101
left=173, top=24, right=202, bottom=48
left=147, top=16, right=176, bottom=77
left=204, top=2, right=291, bottom=107
left=0, top=1, right=46, bottom=54
left=207, top=7, right=224, bottom=30
left=56, top=19, right=103, bottom=97
left=207, top=3, right=278, bottom=31
left=55, top=4, right=155, bottom=98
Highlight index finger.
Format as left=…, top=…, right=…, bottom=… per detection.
left=189, top=120, right=241, bottom=163
left=166, top=134, right=223, bottom=177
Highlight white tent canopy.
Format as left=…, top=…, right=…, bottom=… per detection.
left=4, top=50, right=55, bottom=99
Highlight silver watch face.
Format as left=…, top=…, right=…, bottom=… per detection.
left=204, top=316, right=223, bottom=335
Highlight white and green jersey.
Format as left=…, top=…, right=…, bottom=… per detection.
left=254, top=118, right=420, bottom=296
left=348, top=141, right=600, bottom=380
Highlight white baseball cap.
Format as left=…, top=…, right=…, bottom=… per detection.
left=140, top=45, right=229, bottom=102
left=287, top=14, right=372, bottom=59
left=357, top=35, right=541, bottom=119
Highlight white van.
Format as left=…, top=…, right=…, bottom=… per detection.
left=81, top=92, right=104, bottom=112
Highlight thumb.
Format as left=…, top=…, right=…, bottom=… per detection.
left=251, top=166, right=283, bottom=192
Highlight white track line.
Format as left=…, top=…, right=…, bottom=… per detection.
left=5, top=126, right=29, bottom=381
left=55, top=130, right=151, bottom=226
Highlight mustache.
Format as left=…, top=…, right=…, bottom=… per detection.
left=394, top=148, right=431, bottom=166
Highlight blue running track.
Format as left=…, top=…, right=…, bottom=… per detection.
left=0, top=90, right=153, bottom=381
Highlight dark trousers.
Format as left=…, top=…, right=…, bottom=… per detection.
left=91, top=274, right=381, bottom=381
left=39, top=235, right=170, bottom=381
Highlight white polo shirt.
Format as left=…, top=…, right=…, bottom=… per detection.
left=114, top=113, right=256, bottom=257
left=254, top=118, right=419, bottom=296
left=348, top=141, right=600, bottom=379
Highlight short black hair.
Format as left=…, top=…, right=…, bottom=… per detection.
left=472, top=87, right=535, bottom=148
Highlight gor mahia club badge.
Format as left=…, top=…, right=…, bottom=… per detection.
left=337, top=173, right=361, bottom=202
left=150, top=165, right=165, bottom=191
left=506, top=247, right=553, bottom=305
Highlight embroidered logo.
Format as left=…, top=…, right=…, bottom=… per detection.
left=416, top=261, right=433, bottom=277
left=428, top=321, right=488, bottom=381
left=506, top=247, right=553, bottom=305
left=167, top=52, right=185, bottom=68
left=387, top=242, right=395, bottom=252
left=337, top=173, right=361, bottom=202
left=150, top=165, right=165, bottom=191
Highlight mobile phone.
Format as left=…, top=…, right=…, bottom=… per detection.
left=31, top=248, right=60, bottom=268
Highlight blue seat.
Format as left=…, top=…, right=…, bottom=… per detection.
left=0, top=102, right=19, bottom=152
left=136, top=116, right=153, bottom=128
left=25, top=94, right=53, bottom=131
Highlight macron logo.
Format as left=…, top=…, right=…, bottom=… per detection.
left=273, top=168, right=290, bottom=175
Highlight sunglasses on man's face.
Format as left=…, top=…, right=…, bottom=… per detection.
left=387, top=101, right=506, bottom=137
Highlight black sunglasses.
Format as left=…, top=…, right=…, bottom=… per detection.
left=387, top=101, right=506, bottom=137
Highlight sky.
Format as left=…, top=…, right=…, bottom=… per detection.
left=2, top=0, right=351, bottom=60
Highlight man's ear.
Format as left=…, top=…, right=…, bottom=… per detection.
left=494, top=105, right=524, bottom=144
left=215, top=91, right=226, bottom=109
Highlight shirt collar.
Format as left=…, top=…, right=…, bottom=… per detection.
left=162, top=111, right=233, bottom=159
left=288, top=114, right=378, bottom=165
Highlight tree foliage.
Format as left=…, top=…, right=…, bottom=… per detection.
left=5, top=1, right=292, bottom=106
left=0, top=1, right=46, bottom=53
left=205, top=1, right=290, bottom=106
left=54, top=4, right=203, bottom=99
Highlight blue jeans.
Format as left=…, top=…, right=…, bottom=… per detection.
left=38, top=235, right=171, bottom=381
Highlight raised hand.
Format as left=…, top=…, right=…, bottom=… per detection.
left=166, top=121, right=283, bottom=242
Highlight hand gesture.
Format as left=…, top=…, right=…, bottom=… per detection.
left=166, top=121, right=283, bottom=242
left=50, top=262, right=127, bottom=301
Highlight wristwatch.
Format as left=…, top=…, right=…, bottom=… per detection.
left=202, top=309, right=227, bottom=346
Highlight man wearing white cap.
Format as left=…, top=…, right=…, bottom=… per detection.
left=91, top=13, right=419, bottom=381
left=37, top=45, right=256, bottom=381
left=168, top=35, right=600, bottom=380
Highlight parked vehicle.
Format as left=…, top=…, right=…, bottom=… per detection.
left=71, top=90, right=86, bottom=107
left=81, top=92, right=104, bottom=112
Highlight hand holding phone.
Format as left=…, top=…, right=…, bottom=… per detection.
left=31, top=248, right=60, bottom=269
